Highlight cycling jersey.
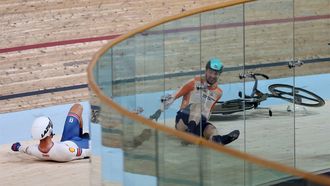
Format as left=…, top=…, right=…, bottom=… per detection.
left=173, top=76, right=222, bottom=118
left=18, top=140, right=90, bottom=162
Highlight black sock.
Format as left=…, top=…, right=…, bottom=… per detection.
left=79, top=128, right=83, bottom=137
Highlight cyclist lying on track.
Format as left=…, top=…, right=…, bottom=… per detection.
left=11, top=103, right=91, bottom=162
left=160, top=58, right=240, bottom=145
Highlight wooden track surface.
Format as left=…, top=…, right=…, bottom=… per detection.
left=1, top=0, right=329, bottom=113
left=0, top=0, right=224, bottom=113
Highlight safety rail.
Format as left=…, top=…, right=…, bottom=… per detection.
left=87, top=0, right=330, bottom=185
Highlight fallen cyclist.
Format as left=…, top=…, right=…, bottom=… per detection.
left=160, top=58, right=240, bottom=145
left=11, top=103, right=90, bottom=162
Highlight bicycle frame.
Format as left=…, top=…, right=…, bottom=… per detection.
left=238, top=72, right=274, bottom=115
left=212, top=73, right=273, bottom=116
left=212, top=72, right=325, bottom=117
left=238, top=72, right=273, bottom=104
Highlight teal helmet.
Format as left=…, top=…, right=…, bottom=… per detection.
left=206, top=58, right=224, bottom=73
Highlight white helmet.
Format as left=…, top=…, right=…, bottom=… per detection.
left=31, top=116, right=54, bottom=140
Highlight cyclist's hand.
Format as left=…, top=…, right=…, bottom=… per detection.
left=160, top=94, right=175, bottom=111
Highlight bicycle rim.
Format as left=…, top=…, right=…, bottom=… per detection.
left=212, top=99, right=255, bottom=115
left=268, top=84, right=325, bottom=107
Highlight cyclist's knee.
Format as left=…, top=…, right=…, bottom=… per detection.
left=70, top=103, right=83, bottom=115
left=175, top=120, right=187, bottom=132
left=203, top=123, right=218, bottom=140
left=68, top=103, right=83, bottom=127
left=175, top=119, right=197, bottom=134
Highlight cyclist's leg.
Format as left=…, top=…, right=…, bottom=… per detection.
left=202, top=122, right=217, bottom=140
left=61, top=103, right=84, bottom=142
left=175, top=107, right=201, bottom=134
left=176, top=108, right=203, bottom=145
left=175, top=109, right=189, bottom=132
left=181, top=104, right=208, bottom=135
left=203, top=123, right=240, bottom=145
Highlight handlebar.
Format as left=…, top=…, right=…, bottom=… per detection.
left=239, top=72, right=269, bottom=80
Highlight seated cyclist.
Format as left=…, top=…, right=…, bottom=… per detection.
left=161, top=58, right=240, bottom=145
left=11, top=103, right=91, bottom=162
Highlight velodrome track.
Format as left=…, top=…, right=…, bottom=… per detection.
left=1, top=100, right=330, bottom=186
left=0, top=0, right=329, bottom=113
left=0, top=0, right=225, bottom=114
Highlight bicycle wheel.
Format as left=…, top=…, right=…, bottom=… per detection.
left=211, top=99, right=255, bottom=115
left=268, top=84, right=325, bottom=107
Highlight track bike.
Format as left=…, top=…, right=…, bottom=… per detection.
left=211, top=72, right=325, bottom=117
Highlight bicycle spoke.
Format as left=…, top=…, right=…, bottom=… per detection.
left=295, top=94, right=319, bottom=102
